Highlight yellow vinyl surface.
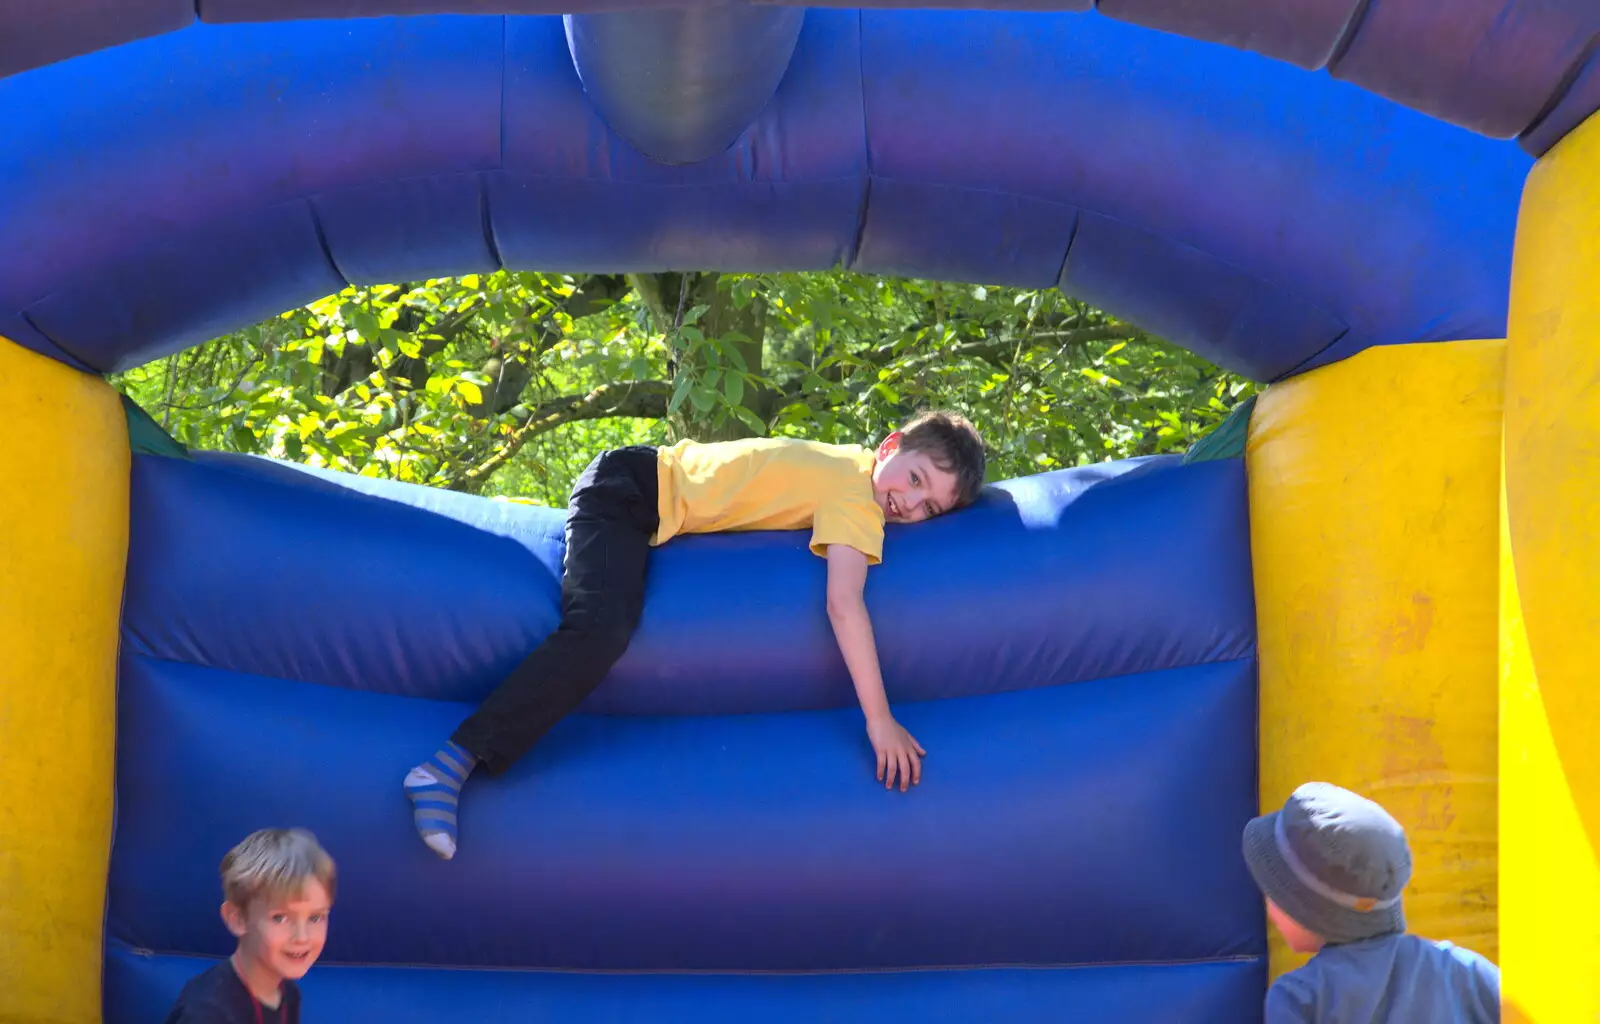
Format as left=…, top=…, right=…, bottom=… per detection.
left=0, top=337, right=129, bottom=1022
left=1248, top=338, right=1504, bottom=980
left=1501, top=108, right=1600, bottom=1020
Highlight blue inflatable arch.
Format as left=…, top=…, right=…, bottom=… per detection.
left=1, top=3, right=1589, bottom=1022
left=0, top=3, right=1551, bottom=381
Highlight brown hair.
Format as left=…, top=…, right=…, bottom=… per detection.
left=897, top=410, right=986, bottom=509
left=221, top=828, right=337, bottom=909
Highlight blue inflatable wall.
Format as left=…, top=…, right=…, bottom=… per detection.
left=107, top=449, right=1262, bottom=1021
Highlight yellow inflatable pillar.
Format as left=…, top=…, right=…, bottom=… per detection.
left=1501, top=110, right=1600, bottom=1020
left=1247, top=339, right=1503, bottom=979
left=0, top=337, right=128, bottom=1021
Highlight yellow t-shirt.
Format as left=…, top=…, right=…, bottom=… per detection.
left=654, top=437, right=885, bottom=563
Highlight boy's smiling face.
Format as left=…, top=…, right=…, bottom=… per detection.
left=871, top=432, right=960, bottom=524
left=224, top=877, right=332, bottom=986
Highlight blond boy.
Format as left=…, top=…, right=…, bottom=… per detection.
left=163, top=829, right=336, bottom=1024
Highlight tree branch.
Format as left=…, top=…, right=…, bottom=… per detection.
left=953, top=325, right=1139, bottom=365
left=887, top=324, right=1140, bottom=377
left=446, top=379, right=671, bottom=494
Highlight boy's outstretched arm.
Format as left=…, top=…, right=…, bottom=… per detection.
left=825, top=543, right=925, bottom=791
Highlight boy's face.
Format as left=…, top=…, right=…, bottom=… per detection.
left=872, top=432, right=960, bottom=525
left=223, top=877, right=332, bottom=984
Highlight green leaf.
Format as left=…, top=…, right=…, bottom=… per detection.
left=350, top=306, right=381, bottom=342
left=689, top=386, right=715, bottom=412
left=668, top=374, right=694, bottom=414
left=456, top=380, right=484, bottom=406
left=733, top=405, right=765, bottom=433
left=871, top=382, right=900, bottom=404
left=111, top=267, right=1261, bottom=502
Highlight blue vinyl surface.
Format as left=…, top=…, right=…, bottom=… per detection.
left=111, top=440, right=1263, bottom=1019
left=0, top=0, right=191, bottom=80
left=1100, top=0, right=1359, bottom=70
left=107, top=944, right=1265, bottom=1024
left=109, top=654, right=1261, bottom=970
left=124, top=452, right=1255, bottom=713
left=1325, top=0, right=1598, bottom=141
left=0, top=10, right=1534, bottom=380
left=564, top=7, right=806, bottom=165
left=4, top=2, right=1594, bottom=159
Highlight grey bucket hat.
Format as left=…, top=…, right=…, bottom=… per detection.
left=1242, top=782, right=1411, bottom=944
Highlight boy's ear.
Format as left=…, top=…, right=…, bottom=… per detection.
left=220, top=900, right=248, bottom=938
left=876, top=431, right=903, bottom=460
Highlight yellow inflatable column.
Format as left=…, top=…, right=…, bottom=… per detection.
left=1501, top=110, right=1600, bottom=1020
left=1247, top=339, right=1503, bottom=979
left=0, top=338, right=128, bottom=1022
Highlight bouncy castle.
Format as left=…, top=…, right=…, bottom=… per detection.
left=1, top=2, right=1595, bottom=1020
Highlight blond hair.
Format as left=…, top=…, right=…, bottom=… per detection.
left=220, top=828, right=337, bottom=909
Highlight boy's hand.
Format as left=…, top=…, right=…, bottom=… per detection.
left=867, top=714, right=925, bottom=792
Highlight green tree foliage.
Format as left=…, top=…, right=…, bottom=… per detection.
left=112, top=270, right=1256, bottom=505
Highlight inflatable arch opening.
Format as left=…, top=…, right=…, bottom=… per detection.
left=1, top=3, right=1596, bottom=1020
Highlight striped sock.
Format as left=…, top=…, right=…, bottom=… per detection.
left=403, top=741, right=477, bottom=860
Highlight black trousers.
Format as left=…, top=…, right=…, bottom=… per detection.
left=452, top=446, right=659, bottom=774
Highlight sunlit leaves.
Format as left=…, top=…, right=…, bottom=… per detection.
left=112, top=268, right=1255, bottom=505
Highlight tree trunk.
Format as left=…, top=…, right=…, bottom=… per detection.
left=631, top=271, right=768, bottom=441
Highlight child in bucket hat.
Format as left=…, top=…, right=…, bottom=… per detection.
left=1243, top=783, right=1499, bottom=1024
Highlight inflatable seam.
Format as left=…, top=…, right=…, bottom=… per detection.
left=102, top=621, right=130, bottom=1016
left=308, top=202, right=353, bottom=288
left=14, top=307, right=94, bottom=373
left=477, top=171, right=506, bottom=269
left=1052, top=210, right=1082, bottom=296
left=497, top=15, right=508, bottom=172
left=113, top=648, right=1259, bottom=707
left=1271, top=325, right=1352, bottom=382
left=111, top=940, right=1265, bottom=975
left=847, top=175, right=872, bottom=272
left=1323, top=0, right=1377, bottom=73
left=847, top=9, right=870, bottom=269
left=1519, top=33, right=1600, bottom=157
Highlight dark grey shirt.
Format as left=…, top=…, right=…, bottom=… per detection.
left=163, top=960, right=300, bottom=1024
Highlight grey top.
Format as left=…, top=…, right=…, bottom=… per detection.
left=1267, top=933, right=1499, bottom=1024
